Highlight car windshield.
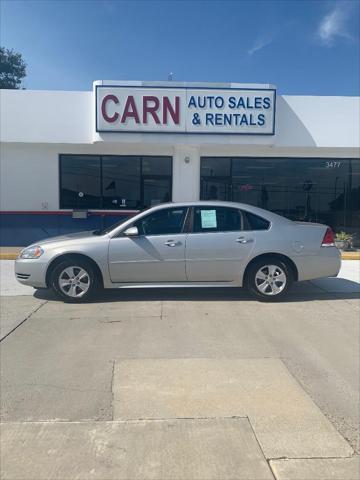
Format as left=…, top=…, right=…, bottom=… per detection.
left=92, top=207, right=151, bottom=236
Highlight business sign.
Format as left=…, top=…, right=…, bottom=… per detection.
left=96, top=85, right=276, bottom=135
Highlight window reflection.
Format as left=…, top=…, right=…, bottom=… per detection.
left=60, top=155, right=172, bottom=210
left=102, top=157, right=141, bottom=209
left=60, top=156, right=101, bottom=209
left=201, top=157, right=360, bottom=239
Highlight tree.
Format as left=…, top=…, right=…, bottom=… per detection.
left=0, top=48, right=27, bottom=89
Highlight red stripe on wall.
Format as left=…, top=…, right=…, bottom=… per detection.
left=0, top=210, right=139, bottom=216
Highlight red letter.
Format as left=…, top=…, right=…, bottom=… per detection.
left=143, top=96, right=161, bottom=124
left=163, top=96, right=180, bottom=124
left=121, top=96, right=140, bottom=124
left=101, top=94, right=119, bottom=123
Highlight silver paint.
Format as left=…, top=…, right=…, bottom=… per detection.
left=15, top=201, right=341, bottom=293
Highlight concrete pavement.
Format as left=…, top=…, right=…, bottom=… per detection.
left=0, top=296, right=47, bottom=340
left=113, top=358, right=352, bottom=458
left=0, top=261, right=359, bottom=479
left=1, top=418, right=274, bottom=480
left=270, top=457, right=360, bottom=480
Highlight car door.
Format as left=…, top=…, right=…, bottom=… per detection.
left=108, top=206, right=189, bottom=283
left=185, top=206, right=255, bottom=282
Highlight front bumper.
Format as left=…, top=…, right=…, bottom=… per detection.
left=15, top=258, right=48, bottom=288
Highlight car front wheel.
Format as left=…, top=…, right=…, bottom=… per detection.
left=51, top=259, right=99, bottom=302
left=246, top=258, right=293, bottom=302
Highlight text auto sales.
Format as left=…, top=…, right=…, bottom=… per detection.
left=101, top=94, right=272, bottom=127
left=188, top=95, right=271, bottom=126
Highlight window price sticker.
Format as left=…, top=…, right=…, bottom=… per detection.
left=201, top=210, right=217, bottom=228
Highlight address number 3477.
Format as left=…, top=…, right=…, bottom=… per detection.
left=325, top=161, right=342, bottom=168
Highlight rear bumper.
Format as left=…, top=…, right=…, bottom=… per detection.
left=295, top=247, right=341, bottom=281
left=14, top=258, right=48, bottom=288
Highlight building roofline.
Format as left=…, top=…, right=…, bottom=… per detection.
left=93, top=80, right=276, bottom=89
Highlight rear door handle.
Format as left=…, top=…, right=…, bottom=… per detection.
left=236, top=237, right=254, bottom=244
left=164, top=240, right=181, bottom=247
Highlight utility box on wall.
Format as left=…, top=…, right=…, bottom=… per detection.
left=72, top=210, right=88, bottom=219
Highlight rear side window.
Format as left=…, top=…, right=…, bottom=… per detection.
left=242, top=211, right=270, bottom=231
left=193, top=207, right=241, bottom=233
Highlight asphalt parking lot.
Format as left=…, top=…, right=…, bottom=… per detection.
left=0, top=260, right=359, bottom=480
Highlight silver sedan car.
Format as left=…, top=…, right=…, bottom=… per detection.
left=15, top=201, right=341, bottom=302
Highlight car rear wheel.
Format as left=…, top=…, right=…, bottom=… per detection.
left=51, top=259, right=99, bottom=302
left=246, top=258, right=293, bottom=302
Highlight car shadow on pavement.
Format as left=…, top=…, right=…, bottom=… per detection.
left=33, top=278, right=360, bottom=303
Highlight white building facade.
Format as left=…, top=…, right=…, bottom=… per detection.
left=0, top=80, right=359, bottom=246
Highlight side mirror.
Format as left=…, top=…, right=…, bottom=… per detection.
left=123, top=226, right=139, bottom=237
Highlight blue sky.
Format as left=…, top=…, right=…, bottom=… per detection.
left=1, top=0, right=359, bottom=95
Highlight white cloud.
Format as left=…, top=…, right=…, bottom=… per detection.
left=247, top=35, right=273, bottom=56
left=318, top=3, right=353, bottom=46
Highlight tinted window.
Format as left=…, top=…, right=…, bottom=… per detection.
left=102, top=156, right=141, bottom=209
left=193, top=207, right=241, bottom=233
left=60, top=155, right=172, bottom=210
left=135, top=207, right=187, bottom=236
left=200, top=179, right=231, bottom=201
left=143, top=178, right=171, bottom=208
left=200, top=157, right=231, bottom=177
left=142, top=156, right=172, bottom=175
left=60, top=155, right=101, bottom=209
left=201, top=157, right=360, bottom=239
left=243, top=211, right=270, bottom=231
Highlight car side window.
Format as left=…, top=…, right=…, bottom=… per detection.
left=134, top=207, right=187, bottom=236
left=193, top=206, right=241, bottom=233
left=242, top=211, right=270, bottom=231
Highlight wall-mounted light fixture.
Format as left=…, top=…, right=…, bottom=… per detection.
left=184, top=156, right=190, bottom=164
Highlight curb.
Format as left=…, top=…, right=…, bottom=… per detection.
left=0, top=253, right=20, bottom=260
left=340, top=252, right=360, bottom=260
left=0, top=248, right=21, bottom=260
left=1, top=250, right=359, bottom=261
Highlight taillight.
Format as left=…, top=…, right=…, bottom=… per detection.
left=321, top=227, right=335, bottom=247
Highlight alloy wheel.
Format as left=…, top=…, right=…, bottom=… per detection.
left=58, top=266, right=90, bottom=298
left=255, top=264, right=287, bottom=296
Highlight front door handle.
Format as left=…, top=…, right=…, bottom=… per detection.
left=236, top=237, right=254, bottom=244
left=164, top=240, right=181, bottom=247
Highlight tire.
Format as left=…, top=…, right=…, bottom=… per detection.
left=50, top=258, right=100, bottom=303
left=245, top=257, right=293, bottom=302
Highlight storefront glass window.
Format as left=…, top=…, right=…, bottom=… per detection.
left=102, top=156, right=141, bottom=209
left=60, top=155, right=101, bottom=209
left=143, top=178, right=171, bottom=207
left=201, top=157, right=360, bottom=236
left=142, top=157, right=172, bottom=176
left=60, top=155, right=172, bottom=210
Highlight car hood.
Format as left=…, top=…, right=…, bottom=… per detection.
left=29, top=231, right=97, bottom=247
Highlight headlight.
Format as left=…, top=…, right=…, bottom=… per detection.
left=19, top=246, right=44, bottom=259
